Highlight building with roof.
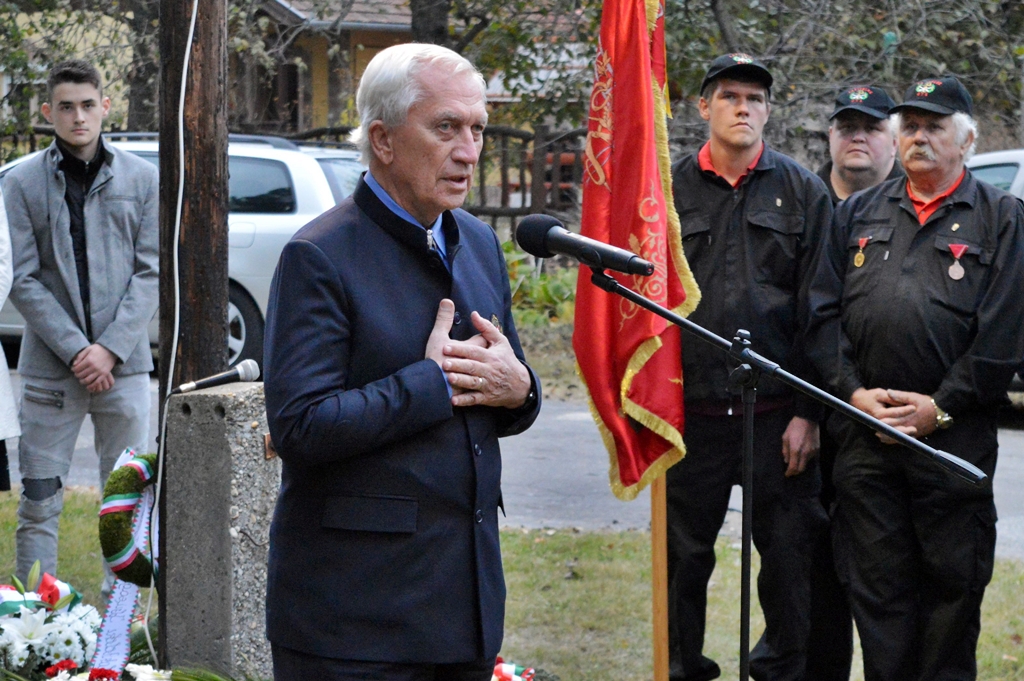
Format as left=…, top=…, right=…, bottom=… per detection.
left=230, top=0, right=411, bottom=133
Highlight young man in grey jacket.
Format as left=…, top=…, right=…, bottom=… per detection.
left=2, top=60, right=158, bottom=582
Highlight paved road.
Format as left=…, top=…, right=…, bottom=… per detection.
left=7, top=375, right=1024, bottom=561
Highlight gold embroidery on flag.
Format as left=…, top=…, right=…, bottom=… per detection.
left=584, top=44, right=613, bottom=189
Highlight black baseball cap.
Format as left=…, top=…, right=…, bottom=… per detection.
left=890, top=76, right=973, bottom=116
left=700, top=53, right=773, bottom=95
left=829, top=85, right=896, bottom=120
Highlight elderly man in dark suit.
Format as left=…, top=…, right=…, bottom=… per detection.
left=263, top=43, right=541, bottom=681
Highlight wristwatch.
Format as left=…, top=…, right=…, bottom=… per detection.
left=931, top=398, right=953, bottom=429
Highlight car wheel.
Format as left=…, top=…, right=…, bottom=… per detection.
left=228, top=284, right=264, bottom=370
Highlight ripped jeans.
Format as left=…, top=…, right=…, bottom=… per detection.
left=16, top=372, right=150, bottom=583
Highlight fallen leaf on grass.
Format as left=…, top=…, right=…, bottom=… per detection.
left=1003, top=654, right=1019, bottom=662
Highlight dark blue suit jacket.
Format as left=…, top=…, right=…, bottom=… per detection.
left=263, top=179, right=540, bottom=663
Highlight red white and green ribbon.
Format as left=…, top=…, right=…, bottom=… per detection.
left=493, top=658, right=536, bottom=681
left=90, top=449, right=158, bottom=680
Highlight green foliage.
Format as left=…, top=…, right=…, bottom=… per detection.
left=662, top=0, right=1024, bottom=149
left=504, top=240, right=577, bottom=327
left=463, top=0, right=602, bottom=126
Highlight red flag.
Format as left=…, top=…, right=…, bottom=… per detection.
left=574, top=0, right=700, bottom=500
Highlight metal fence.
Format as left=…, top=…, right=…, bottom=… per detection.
left=1, top=123, right=588, bottom=231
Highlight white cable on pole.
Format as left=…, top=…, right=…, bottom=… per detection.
left=142, top=0, right=201, bottom=664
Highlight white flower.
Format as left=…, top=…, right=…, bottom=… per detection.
left=51, top=672, right=90, bottom=681
left=72, top=604, right=101, bottom=630
left=2, top=605, right=56, bottom=645
left=124, top=663, right=173, bottom=680
left=4, top=636, right=30, bottom=667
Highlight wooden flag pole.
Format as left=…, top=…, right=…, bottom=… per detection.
left=652, top=475, right=669, bottom=681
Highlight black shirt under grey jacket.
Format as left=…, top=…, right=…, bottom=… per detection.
left=57, top=139, right=106, bottom=341
left=806, top=170, right=1024, bottom=417
left=672, top=145, right=833, bottom=419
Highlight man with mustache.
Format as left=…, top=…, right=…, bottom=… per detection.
left=807, top=76, right=1024, bottom=680
left=666, top=54, right=832, bottom=681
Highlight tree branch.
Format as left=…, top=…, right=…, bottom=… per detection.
left=453, top=16, right=491, bottom=54
left=710, top=0, right=742, bottom=52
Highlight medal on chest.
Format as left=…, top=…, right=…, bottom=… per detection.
left=947, top=243, right=968, bottom=280
left=853, top=237, right=869, bottom=268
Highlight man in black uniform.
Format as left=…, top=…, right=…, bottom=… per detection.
left=806, top=84, right=900, bottom=681
left=666, top=54, right=832, bottom=681
left=808, top=76, right=1024, bottom=681
left=816, top=85, right=900, bottom=203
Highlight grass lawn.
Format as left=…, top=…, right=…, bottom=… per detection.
left=1, top=489, right=1022, bottom=680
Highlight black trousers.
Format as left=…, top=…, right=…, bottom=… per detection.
left=665, top=408, right=828, bottom=681
left=804, top=419, right=854, bottom=681
left=830, top=414, right=998, bottom=681
left=272, top=644, right=495, bottom=681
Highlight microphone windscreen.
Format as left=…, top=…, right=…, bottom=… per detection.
left=237, top=358, right=261, bottom=382
left=515, top=214, right=564, bottom=259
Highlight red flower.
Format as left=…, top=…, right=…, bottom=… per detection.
left=45, top=659, right=78, bottom=677
left=89, top=669, right=121, bottom=680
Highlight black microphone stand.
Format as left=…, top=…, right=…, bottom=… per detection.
left=587, top=268, right=985, bottom=681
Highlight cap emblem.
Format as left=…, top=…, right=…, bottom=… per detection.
left=729, top=53, right=754, bottom=64
left=915, top=80, right=942, bottom=96
left=848, top=88, right=871, bottom=101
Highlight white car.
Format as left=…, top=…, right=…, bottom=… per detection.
left=0, top=134, right=364, bottom=367
left=966, top=149, right=1024, bottom=197
left=966, top=149, right=1024, bottom=390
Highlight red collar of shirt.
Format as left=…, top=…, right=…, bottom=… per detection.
left=907, top=169, right=965, bottom=225
left=698, top=141, right=764, bottom=188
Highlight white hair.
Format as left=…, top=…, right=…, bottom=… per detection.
left=890, top=110, right=978, bottom=161
left=349, top=43, right=487, bottom=162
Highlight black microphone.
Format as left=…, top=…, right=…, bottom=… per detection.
left=515, top=214, right=655, bottom=276
left=171, top=359, right=260, bottom=395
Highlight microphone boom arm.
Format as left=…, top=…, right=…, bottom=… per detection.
left=588, top=268, right=986, bottom=484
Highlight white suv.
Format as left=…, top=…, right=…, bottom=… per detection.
left=0, top=134, right=364, bottom=367
left=966, top=150, right=1024, bottom=391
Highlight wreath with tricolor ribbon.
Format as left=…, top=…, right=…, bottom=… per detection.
left=90, top=449, right=160, bottom=680
left=98, top=453, right=157, bottom=587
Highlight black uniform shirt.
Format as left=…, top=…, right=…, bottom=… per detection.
left=807, top=170, right=1024, bottom=416
left=672, top=145, right=833, bottom=418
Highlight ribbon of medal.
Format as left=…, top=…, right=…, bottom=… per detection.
left=854, top=237, right=869, bottom=267
left=947, top=243, right=968, bottom=280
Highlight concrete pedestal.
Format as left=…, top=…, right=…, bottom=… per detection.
left=162, top=383, right=278, bottom=677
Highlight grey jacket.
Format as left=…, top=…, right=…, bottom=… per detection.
left=2, top=141, right=159, bottom=378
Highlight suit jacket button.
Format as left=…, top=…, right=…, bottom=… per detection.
left=474, top=444, right=481, bottom=456
left=454, top=311, right=462, bottom=325
left=475, top=509, right=483, bottom=523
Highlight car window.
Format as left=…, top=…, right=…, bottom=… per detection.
left=131, top=151, right=159, bottom=167
left=970, top=163, right=1018, bottom=192
left=317, top=158, right=364, bottom=204
left=229, top=157, right=296, bottom=213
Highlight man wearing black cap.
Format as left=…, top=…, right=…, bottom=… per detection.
left=805, top=84, right=901, bottom=681
left=807, top=76, right=1024, bottom=680
left=666, top=54, right=832, bottom=681
left=817, top=86, right=901, bottom=204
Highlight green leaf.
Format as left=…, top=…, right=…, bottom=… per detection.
left=26, top=560, right=40, bottom=593
left=48, top=593, right=74, bottom=611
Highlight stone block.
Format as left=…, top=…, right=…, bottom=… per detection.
left=162, top=383, right=278, bottom=678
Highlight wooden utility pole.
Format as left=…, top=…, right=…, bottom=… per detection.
left=157, top=0, right=228, bottom=668
left=157, top=0, right=228, bottom=402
